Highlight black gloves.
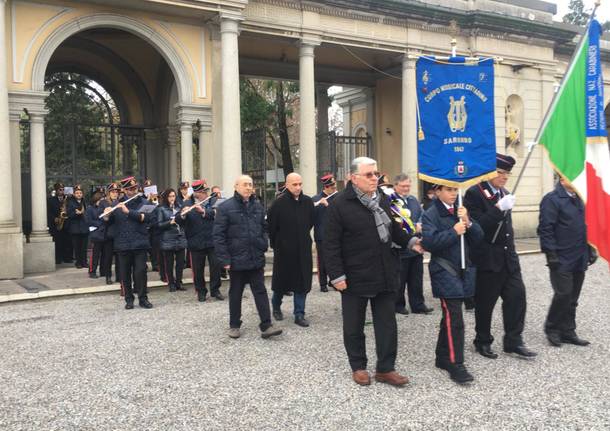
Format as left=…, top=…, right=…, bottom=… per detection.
left=588, top=245, right=598, bottom=266
left=545, top=252, right=560, bottom=270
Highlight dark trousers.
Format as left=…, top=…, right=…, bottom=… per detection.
left=474, top=269, right=526, bottom=350
left=316, top=241, right=330, bottom=288
left=53, top=230, right=72, bottom=263
left=341, top=291, right=397, bottom=373
left=150, top=235, right=160, bottom=271
left=545, top=270, right=585, bottom=337
left=272, top=291, right=307, bottom=317
left=228, top=268, right=272, bottom=331
left=436, top=298, right=465, bottom=364
left=162, top=249, right=185, bottom=286
left=71, top=233, right=88, bottom=267
left=100, top=240, right=114, bottom=278
left=396, top=255, right=425, bottom=312
left=191, top=248, right=221, bottom=295
left=118, top=250, right=148, bottom=304
left=89, top=240, right=103, bottom=274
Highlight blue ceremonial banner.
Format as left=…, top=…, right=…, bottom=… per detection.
left=586, top=20, right=607, bottom=143
left=416, top=56, right=497, bottom=187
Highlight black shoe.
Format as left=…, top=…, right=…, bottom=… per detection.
left=106, top=276, right=113, bottom=285
left=285, top=292, right=293, bottom=296
left=75, top=264, right=83, bottom=269
left=139, top=299, right=153, bottom=309
left=435, top=360, right=474, bottom=384
left=197, top=291, right=207, bottom=302
left=561, top=335, right=590, bottom=346
left=412, top=306, right=434, bottom=314
left=320, top=285, right=328, bottom=292
left=395, top=308, right=409, bottom=315
left=546, top=333, right=562, bottom=347
left=176, top=282, right=187, bottom=291
left=504, top=345, right=537, bottom=358
left=212, top=292, right=225, bottom=300
left=295, top=316, right=310, bottom=327
left=475, top=344, right=498, bottom=359
left=273, top=309, right=284, bottom=321
left=125, top=302, right=134, bottom=310
left=169, top=283, right=177, bottom=292
left=89, top=273, right=98, bottom=279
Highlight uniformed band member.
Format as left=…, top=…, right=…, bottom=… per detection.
left=100, top=183, right=120, bottom=284
left=312, top=174, right=337, bottom=292
left=86, top=191, right=106, bottom=278
left=157, top=188, right=187, bottom=292
left=47, top=182, right=73, bottom=264
left=66, top=185, right=88, bottom=268
left=103, top=176, right=153, bottom=309
left=213, top=175, right=281, bottom=340
left=178, top=180, right=224, bottom=302
left=538, top=177, right=597, bottom=347
left=268, top=172, right=315, bottom=327
left=463, top=154, right=537, bottom=359
left=422, top=184, right=483, bottom=384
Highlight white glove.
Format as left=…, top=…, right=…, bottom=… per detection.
left=497, top=194, right=516, bottom=211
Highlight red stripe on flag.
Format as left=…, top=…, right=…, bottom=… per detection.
left=585, top=162, right=610, bottom=263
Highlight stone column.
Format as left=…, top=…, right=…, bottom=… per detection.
left=167, top=126, right=179, bottom=188
left=8, top=110, right=22, bottom=230
left=0, top=0, right=24, bottom=278
left=220, top=14, right=242, bottom=190
left=540, top=68, right=556, bottom=194
left=401, top=54, right=419, bottom=198
left=199, top=126, right=213, bottom=182
left=316, top=85, right=330, bottom=185
left=180, top=122, right=193, bottom=182
left=299, top=40, right=320, bottom=195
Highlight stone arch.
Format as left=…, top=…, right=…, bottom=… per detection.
left=31, top=14, right=193, bottom=104
left=352, top=123, right=367, bottom=138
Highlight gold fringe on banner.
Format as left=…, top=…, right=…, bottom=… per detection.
left=418, top=170, right=498, bottom=189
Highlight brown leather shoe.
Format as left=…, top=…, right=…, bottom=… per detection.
left=374, top=371, right=409, bottom=386
left=352, top=370, right=371, bottom=386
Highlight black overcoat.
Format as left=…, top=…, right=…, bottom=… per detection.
left=323, top=182, right=414, bottom=297
left=463, top=182, right=520, bottom=273
left=268, top=191, right=314, bottom=294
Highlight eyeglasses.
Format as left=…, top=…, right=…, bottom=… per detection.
left=354, top=171, right=381, bottom=179
left=497, top=170, right=512, bottom=177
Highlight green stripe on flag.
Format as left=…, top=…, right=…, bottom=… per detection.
left=539, top=39, right=588, bottom=181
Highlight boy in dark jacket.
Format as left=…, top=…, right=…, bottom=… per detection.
left=422, top=184, right=483, bottom=384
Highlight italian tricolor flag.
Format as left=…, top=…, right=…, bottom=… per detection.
left=539, top=19, right=610, bottom=263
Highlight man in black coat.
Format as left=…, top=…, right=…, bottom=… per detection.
left=312, top=174, right=337, bottom=292
left=47, top=182, right=72, bottom=264
left=324, top=157, right=420, bottom=387
left=538, top=177, right=597, bottom=347
left=463, top=153, right=536, bottom=359
left=177, top=180, right=224, bottom=302
left=268, top=173, right=315, bottom=327
left=103, top=176, right=154, bottom=310
left=213, top=175, right=282, bottom=340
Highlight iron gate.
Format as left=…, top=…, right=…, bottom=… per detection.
left=241, top=128, right=268, bottom=207
left=317, top=131, right=372, bottom=189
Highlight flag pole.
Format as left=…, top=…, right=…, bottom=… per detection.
left=490, top=3, right=600, bottom=243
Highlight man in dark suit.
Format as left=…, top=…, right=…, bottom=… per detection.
left=324, top=157, right=421, bottom=387
left=463, top=154, right=537, bottom=359
left=538, top=177, right=597, bottom=347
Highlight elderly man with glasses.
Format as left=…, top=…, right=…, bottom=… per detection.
left=463, top=153, right=537, bottom=360
left=324, top=157, right=422, bottom=387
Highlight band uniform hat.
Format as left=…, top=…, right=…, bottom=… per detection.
left=496, top=153, right=516, bottom=172
left=320, top=174, right=336, bottom=187
left=192, top=179, right=209, bottom=192
left=179, top=181, right=190, bottom=189
left=53, top=182, right=64, bottom=191
left=119, top=176, right=138, bottom=190
left=107, top=182, right=120, bottom=192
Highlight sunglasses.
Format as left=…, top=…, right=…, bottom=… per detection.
left=354, top=171, right=381, bottom=179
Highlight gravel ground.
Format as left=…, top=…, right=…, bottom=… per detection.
left=1, top=253, right=609, bottom=431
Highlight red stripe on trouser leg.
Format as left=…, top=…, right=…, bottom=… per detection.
left=441, top=299, right=456, bottom=364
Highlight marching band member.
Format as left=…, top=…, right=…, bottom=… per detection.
left=157, top=188, right=187, bottom=292
left=66, top=185, right=88, bottom=269
left=100, top=183, right=120, bottom=285
left=86, top=190, right=106, bottom=278
left=312, top=174, right=337, bottom=292
left=47, top=182, right=72, bottom=264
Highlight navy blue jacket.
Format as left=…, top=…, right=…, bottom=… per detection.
left=312, top=191, right=337, bottom=242
left=213, top=192, right=268, bottom=271
left=176, top=197, right=216, bottom=250
left=106, top=195, right=152, bottom=251
left=86, top=204, right=106, bottom=242
left=393, top=193, right=423, bottom=259
left=100, top=199, right=117, bottom=240
left=422, top=198, right=484, bottom=299
left=537, top=184, right=589, bottom=272
left=156, top=205, right=187, bottom=251
left=66, top=197, right=88, bottom=235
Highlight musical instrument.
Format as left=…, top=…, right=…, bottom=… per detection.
left=313, top=190, right=338, bottom=207
left=388, top=192, right=416, bottom=235
left=55, top=198, right=68, bottom=231
left=180, top=192, right=218, bottom=216
left=99, top=193, right=141, bottom=218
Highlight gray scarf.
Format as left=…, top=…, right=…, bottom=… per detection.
left=355, top=187, right=392, bottom=243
